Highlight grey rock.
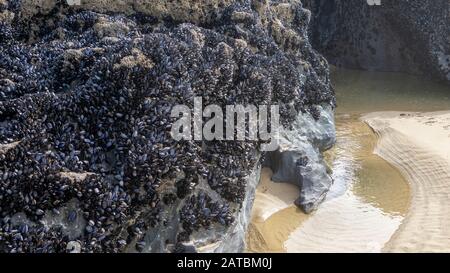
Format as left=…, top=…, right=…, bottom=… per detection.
left=304, top=0, right=450, bottom=84
left=265, top=105, right=336, bottom=213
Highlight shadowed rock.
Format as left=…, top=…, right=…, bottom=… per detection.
left=304, top=0, right=450, bottom=84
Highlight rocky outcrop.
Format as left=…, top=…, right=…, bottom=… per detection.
left=0, top=0, right=334, bottom=253
left=303, top=0, right=450, bottom=83
left=265, top=104, right=335, bottom=213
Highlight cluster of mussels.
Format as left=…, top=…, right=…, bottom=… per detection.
left=0, top=0, right=333, bottom=252
left=179, top=191, right=234, bottom=242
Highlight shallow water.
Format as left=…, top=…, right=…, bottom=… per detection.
left=246, top=68, right=450, bottom=253
left=282, top=115, right=409, bottom=253
left=332, top=68, right=450, bottom=114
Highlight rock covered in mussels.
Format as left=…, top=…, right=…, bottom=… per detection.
left=0, top=0, right=334, bottom=252
left=303, top=0, right=450, bottom=83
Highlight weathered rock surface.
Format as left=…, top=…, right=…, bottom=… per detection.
left=304, top=0, right=450, bottom=83
left=0, top=0, right=334, bottom=253
left=265, top=104, right=335, bottom=213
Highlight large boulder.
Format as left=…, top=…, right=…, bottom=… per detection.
left=0, top=0, right=334, bottom=253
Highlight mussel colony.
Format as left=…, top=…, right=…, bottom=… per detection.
left=0, top=0, right=333, bottom=252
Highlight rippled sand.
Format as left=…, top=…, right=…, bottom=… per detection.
left=246, top=116, right=410, bottom=253
left=364, top=111, right=450, bottom=252
left=246, top=69, right=449, bottom=253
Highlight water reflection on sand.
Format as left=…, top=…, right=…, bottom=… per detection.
left=246, top=68, right=450, bottom=253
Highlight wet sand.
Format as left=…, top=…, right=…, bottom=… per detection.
left=364, top=111, right=450, bottom=252
left=283, top=116, right=408, bottom=253
left=246, top=69, right=450, bottom=253
left=246, top=116, right=410, bottom=253
left=246, top=168, right=307, bottom=253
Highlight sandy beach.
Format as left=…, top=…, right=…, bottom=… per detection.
left=246, top=115, right=409, bottom=253
left=364, top=111, right=450, bottom=252
left=246, top=168, right=307, bottom=253
left=246, top=68, right=450, bottom=253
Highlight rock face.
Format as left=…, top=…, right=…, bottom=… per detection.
left=265, top=104, right=335, bottom=213
left=303, top=0, right=450, bottom=83
left=0, top=0, right=334, bottom=253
